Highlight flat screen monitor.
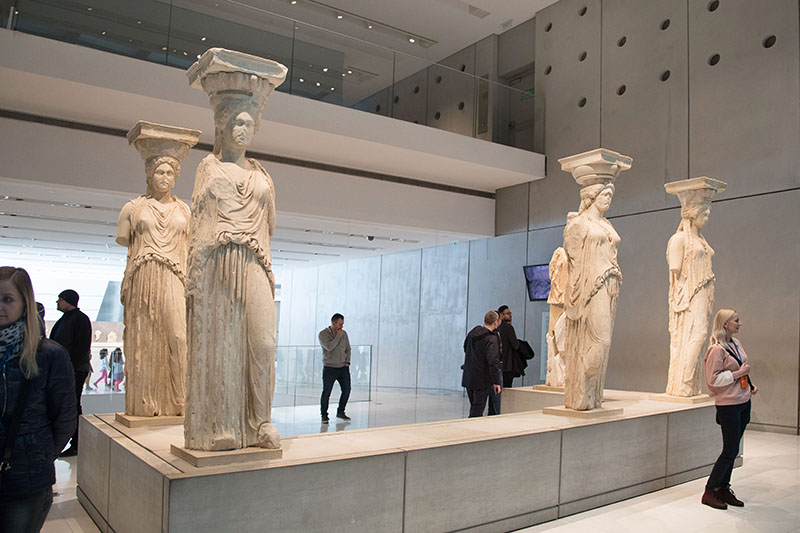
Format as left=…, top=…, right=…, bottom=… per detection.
left=523, top=264, right=550, bottom=301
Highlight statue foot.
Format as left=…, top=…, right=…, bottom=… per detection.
left=257, top=423, right=281, bottom=449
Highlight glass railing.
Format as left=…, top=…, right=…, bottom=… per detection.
left=275, top=344, right=372, bottom=407
left=79, top=342, right=372, bottom=415
left=4, top=0, right=534, bottom=150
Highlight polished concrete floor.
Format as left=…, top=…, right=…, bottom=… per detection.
left=42, top=389, right=800, bottom=532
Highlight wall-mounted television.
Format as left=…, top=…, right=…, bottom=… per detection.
left=523, top=264, right=550, bottom=301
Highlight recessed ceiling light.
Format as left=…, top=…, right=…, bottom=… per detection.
left=291, top=0, right=297, bottom=4
left=101, top=31, right=106, bottom=35
left=408, top=37, right=415, bottom=43
left=162, top=46, right=167, bottom=51
left=87, top=6, right=93, bottom=11
left=337, top=14, right=343, bottom=19
left=299, top=78, right=304, bottom=82
left=347, top=70, right=352, bottom=74
left=316, top=82, right=321, bottom=86
left=137, top=20, right=141, bottom=24
left=330, top=87, right=335, bottom=91
left=367, top=24, right=373, bottom=29
left=322, top=67, right=328, bottom=72
left=196, top=54, right=201, bottom=58
left=201, top=36, right=206, bottom=41
left=341, top=73, right=345, bottom=77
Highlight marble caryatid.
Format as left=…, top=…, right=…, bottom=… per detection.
left=545, top=247, right=568, bottom=387
left=559, top=149, right=632, bottom=410
left=184, top=48, right=287, bottom=451
left=664, top=177, right=727, bottom=397
left=117, top=121, right=200, bottom=417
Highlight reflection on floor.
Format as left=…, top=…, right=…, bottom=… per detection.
left=43, top=388, right=800, bottom=532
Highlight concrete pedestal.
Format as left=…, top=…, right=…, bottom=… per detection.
left=78, top=391, right=723, bottom=533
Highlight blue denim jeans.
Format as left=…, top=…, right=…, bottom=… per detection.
left=0, top=486, right=53, bottom=533
left=320, top=366, right=351, bottom=416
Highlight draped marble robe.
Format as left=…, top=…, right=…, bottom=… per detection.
left=118, top=195, right=190, bottom=416
left=666, top=220, right=715, bottom=396
left=562, top=213, right=622, bottom=410
left=184, top=153, right=277, bottom=451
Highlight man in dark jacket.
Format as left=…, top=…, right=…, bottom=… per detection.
left=49, top=289, right=92, bottom=456
left=461, top=311, right=502, bottom=418
left=497, top=305, right=523, bottom=389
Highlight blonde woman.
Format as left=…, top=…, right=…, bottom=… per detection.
left=0, top=267, right=77, bottom=531
left=702, top=308, right=758, bottom=510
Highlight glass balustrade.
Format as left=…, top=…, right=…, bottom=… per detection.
left=7, top=0, right=534, bottom=150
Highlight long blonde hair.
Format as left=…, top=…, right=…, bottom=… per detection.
left=0, top=267, right=40, bottom=378
left=710, top=308, right=737, bottom=346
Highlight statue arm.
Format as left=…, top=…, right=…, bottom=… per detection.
left=666, top=232, right=686, bottom=273
left=115, top=201, right=134, bottom=247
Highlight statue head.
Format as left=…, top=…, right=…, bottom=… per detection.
left=578, top=182, right=615, bottom=214
left=211, top=94, right=262, bottom=156
left=188, top=49, right=287, bottom=156
left=665, top=177, right=726, bottom=231
left=144, top=156, right=180, bottom=197
left=127, top=121, right=200, bottom=197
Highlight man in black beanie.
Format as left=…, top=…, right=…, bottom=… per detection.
left=50, top=289, right=92, bottom=457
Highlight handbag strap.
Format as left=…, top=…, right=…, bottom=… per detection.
left=1, top=378, right=34, bottom=472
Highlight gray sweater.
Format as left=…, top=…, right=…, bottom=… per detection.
left=318, top=327, right=351, bottom=367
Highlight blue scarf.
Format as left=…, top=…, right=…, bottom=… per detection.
left=0, top=318, right=25, bottom=370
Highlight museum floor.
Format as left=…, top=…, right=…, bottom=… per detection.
left=43, top=388, right=799, bottom=532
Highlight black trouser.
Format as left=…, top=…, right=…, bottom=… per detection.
left=467, top=388, right=489, bottom=418
left=320, top=366, right=351, bottom=416
left=68, top=370, right=89, bottom=450
left=706, top=400, right=751, bottom=489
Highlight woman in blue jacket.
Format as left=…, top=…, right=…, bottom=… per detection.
left=0, top=267, right=77, bottom=532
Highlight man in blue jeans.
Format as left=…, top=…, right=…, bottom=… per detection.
left=318, top=313, right=351, bottom=423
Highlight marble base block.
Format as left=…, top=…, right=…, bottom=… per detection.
left=78, top=394, right=723, bottom=533
left=542, top=405, right=624, bottom=418
left=532, top=385, right=565, bottom=392
left=649, top=393, right=712, bottom=404
left=115, top=413, right=184, bottom=428
left=170, top=444, right=282, bottom=468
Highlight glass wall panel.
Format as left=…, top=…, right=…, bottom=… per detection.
left=169, top=0, right=294, bottom=87
left=14, top=0, right=171, bottom=65
left=292, top=21, right=394, bottom=110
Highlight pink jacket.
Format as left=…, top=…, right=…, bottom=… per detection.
left=704, top=340, right=752, bottom=406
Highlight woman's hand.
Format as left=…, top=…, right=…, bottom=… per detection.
left=733, top=363, right=750, bottom=379
left=751, top=385, right=758, bottom=395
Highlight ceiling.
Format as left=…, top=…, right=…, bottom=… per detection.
left=0, top=177, right=479, bottom=284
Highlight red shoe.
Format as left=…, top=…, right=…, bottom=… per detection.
left=701, top=488, right=727, bottom=510
left=719, top=486, right=744, bottom=507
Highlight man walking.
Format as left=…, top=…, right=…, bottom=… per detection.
left=50, top=289, right=92, bottom=456
left=462, top=311, right=502, bottom=418
left=318, top=313, right=351, bottom=423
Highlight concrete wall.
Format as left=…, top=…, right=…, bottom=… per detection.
left=281, top=236, right=534, bottom=392
left=502, top=0, right=800, bottom=433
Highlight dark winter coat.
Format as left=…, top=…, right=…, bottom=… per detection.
left=497, top=321, right=523, bottom=376
left=0, top=339, right=77, bottom=496
left=461, top=326, right=502, bottom=390
left=49, top=308, right=92, bottom=372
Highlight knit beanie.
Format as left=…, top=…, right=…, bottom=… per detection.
left=59, top=289, right=79, bottom=307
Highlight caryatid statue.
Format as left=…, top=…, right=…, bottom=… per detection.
left=184, top=49, right=287, bottom=451
left=664, top=177, right=726, bottom=397
left=545, top=247, right=568, bottom=387
left=117, top=121, right=200, bottom=417
left=559, top=149, right=632, bottom=411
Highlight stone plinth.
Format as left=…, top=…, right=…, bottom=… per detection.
left=649, top=393, right=712, bottom=404
left=115, top=413, right=184, bottom=428
left=170, top=444, right=282, bottom=468
left=542, top=405, right=624, bottom=418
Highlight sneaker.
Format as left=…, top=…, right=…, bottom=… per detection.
left=701, top=488, right=727, bottom=510
left=719, top=486, right=744, bottom=507
left=336, top=412, right=351, bottom=421
left=321, top=414, right=329, bottom=423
